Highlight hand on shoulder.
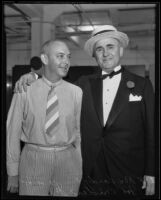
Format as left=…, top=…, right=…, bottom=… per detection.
left=14, top=72, right=38, bottom=93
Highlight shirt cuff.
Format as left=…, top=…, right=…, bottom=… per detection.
left=35, top=73, right=38, bottom=79
left=30, top=72, right=38, bottom=80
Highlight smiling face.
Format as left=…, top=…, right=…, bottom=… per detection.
left=41, top=40, right=71, bottom=82
left=94, top=38, right=124, bottom=73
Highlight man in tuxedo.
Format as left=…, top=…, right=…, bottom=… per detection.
left=14, top=25, right=155, bottom=198
left=77, top=25, right=155, bottom=197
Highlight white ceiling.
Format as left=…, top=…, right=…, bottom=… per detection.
left=4, top=3, right=156, bottom=50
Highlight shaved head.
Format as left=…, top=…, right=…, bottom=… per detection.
left=41, top=40, right=68, bottom=56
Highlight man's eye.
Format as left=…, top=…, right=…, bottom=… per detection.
left=68, top=55, right=71, bottom=59
left=58, top=54, right=64, bottom=58
left=107, top=45, right=114, bottom=49
left=96, top=48, right=103, bottom=52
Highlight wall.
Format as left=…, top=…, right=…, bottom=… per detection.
left=6, top=43, right=31, bottom=76
left=70, top=48, right=155, bottom=88
left=6, top=44, right=155, bottom=88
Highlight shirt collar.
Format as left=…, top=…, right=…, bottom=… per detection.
left=102, top=65, right=121, bottom=75
left=42, top=75, right=62, bottom=88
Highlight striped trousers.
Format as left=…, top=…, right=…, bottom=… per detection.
left=19, top=144, right=82, bottom=196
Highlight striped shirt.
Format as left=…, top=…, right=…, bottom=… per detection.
left=7, top=77, right=83, bottom=176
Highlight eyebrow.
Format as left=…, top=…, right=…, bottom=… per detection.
left=97, top=43, right=115, bottom=48
left=56, top=52, right=71, bottom=57
left=95, top=43, right=115, bottom=49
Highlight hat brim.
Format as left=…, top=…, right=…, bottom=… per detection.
left=84, top=31, right=129, bottom=57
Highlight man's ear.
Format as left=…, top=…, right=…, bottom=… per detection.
left=41, top=54, right=48, bottom=65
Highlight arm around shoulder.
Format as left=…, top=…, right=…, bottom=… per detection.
left=14, top=72, right=38, bottom=93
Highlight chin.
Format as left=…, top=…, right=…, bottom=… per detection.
left=60, top=72, right=68, bottom=78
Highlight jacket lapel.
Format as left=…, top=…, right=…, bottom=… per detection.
left=105, top=69, right=129, bottom=128
left=89, top=75, right=104, bottom=127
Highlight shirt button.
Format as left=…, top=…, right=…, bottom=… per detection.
left=107, top=89, right=109, bottom=91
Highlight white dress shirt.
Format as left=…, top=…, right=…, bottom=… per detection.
left=102, top=65, right=122, bottom=126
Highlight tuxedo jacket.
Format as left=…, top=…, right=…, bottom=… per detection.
left=76, top=68, right=155, bottom=180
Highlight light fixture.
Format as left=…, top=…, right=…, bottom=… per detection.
left=70, top=36, right=79, bottom=43
left=6, top=82, right=11, bottom=88
left=65, top=27, right=75, bottom=33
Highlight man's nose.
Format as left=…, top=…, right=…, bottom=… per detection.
left=63, top=57, right=70, bottom=65
left=103, top=49, right=109, bottom=56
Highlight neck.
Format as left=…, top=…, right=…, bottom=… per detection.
left=102, top=65, right=121, bottom=74
left=102, top=68, right=115, bottom=74
left=103, top=69, right=114, bottom=74
left=44, top=71, right=61, bottom=83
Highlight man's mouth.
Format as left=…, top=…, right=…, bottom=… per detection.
left=59, top=66, right=69, bottom=72
left=103, top=58, right=112, bottom=62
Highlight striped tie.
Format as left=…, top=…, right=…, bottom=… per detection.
left=45, top=86, right=59, bottom=137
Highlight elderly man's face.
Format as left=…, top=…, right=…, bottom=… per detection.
left=94, top=38, right=123, bottom=73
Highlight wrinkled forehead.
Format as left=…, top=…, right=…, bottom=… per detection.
left=94, top=37, right=120, bottom=48
left=43, top=41, right=70, bottom=55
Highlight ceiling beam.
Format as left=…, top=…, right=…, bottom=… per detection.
left=15, top=4, right=43, bottom=18
left=72, top=4, right=95, bottom=30
left=7, top=4, right=31, bottom=26
left=119, top=6, right=156, bottom=11
left=67, top=37, right=80, bottom=48
left=55, top=23, right=155, bottom=37
left=5, top=26, right=20, bottom=33
left=79, top=4, right=155, bottom=11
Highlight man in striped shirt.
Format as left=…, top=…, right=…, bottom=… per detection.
left=7, top=40, right=83, bottom=196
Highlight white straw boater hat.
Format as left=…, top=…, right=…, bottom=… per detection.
left=84, top=25, right=129, bottom=57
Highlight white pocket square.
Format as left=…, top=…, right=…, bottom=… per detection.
left=129, top=94, right=142, bottom=101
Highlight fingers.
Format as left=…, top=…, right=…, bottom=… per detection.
left=14, top=81, right=19, bottom=93
left=23, top=79, right=28, bottom=92
left=48, top=185, right=54, bottom=196
left=7, top=183, right=18, bottom=193
left=143, top=176, right=155, bottom=196
left=142, top=179, right=146, bottom=189
left=13, top=73, right=37, bottom=93
left=7, top=175, right=19, bottom=194
left=9, top=186, right=18, bottom=193
left=145, top=182, right=155, bottom=195
left=14, top=79, right=23, bottom=93
left=7, top=182, right=10, bottom=191
left=13, top=75, right=30, bottom=93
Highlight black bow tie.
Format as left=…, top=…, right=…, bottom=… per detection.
left=101, top=68, right=123, bottom=79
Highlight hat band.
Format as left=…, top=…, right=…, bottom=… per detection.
left=93, top=29, right=115, bottom=37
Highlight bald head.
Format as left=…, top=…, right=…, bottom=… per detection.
left=40, top=39, right=71, bottom=82
left=41, top=40, right=69, bottom=56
